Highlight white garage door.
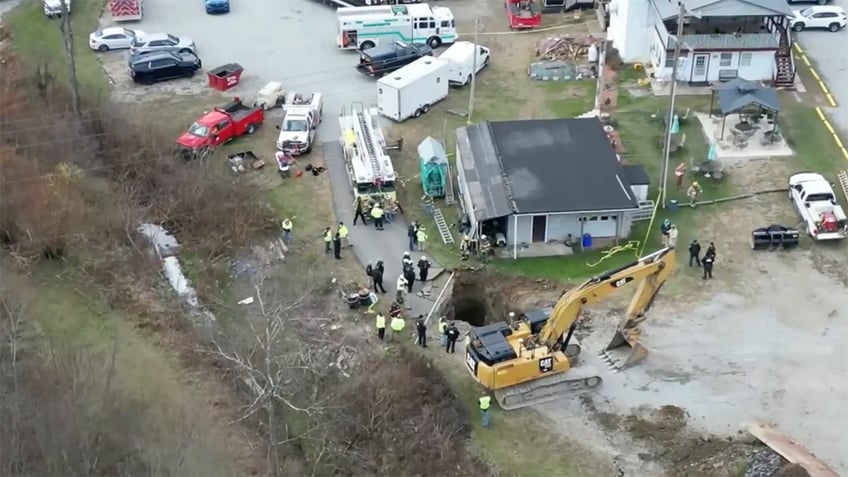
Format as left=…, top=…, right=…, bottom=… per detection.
left=580, top=215, right=618, bottom=238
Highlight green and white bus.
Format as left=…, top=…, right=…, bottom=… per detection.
left=337, top=4, right=457, bottom=51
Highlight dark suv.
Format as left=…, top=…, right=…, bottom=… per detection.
left=128, top=51, right=202, bottom=85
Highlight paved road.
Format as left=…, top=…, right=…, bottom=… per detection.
left=793, top=0, right=848, bottom=130
left=324, top=141, right=448, bottom=325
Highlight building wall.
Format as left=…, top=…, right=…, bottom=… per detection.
left=608, top=0, right=657, bottom=62
left=506, top=211, right=631, bottom=246
left=631, top=184, right=649, bottom=202
left=656, top=47, right=776, bottom=82
left=454, top=144, right=478, bottom=233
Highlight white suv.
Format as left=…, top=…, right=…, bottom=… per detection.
left=789, top=6, right=847, bottom=32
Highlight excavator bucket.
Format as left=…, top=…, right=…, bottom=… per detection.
left=598, top=329, right=649, bottom=372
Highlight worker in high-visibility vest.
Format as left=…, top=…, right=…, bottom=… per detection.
left=370, top=203, right=385, bottom=231
left=389, top=314, right=405, bottom=341
left=281, top=217, right=293, bottom=244
left=438, top=317, right=448, bottom=346
left=338, top=221, right=350, bottom=248
left=479, top=393, right=492, bottom=428
left=375, top=313, right=386, bottom=341
left=322, top=227, right=332, bottom=254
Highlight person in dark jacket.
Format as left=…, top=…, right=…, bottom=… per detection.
left=332, top=233, right=342, bottom=260
left=415, top=316, right=427, bottom=348
left=404, top=268, right=415, bottom=293
left=445, top=323, right=460, bottom=353
left=702, top=252, right=714, bottom=280
left=372, top=261, right=386, bottom=293
left=353, top=196, right=368, bottom=225
left=417, top=256, right=431, bottom=283
left=706, top=242, right=717, bottom=259
left=407, top=223, right=416, bottom=251
left=688, top=240, right=702, bottom=267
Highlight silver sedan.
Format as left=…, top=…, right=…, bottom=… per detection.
left=129, top=32, right=196, bottom=56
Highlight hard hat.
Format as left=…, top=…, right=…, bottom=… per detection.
left=421, top=256, right=427, bottom=261
left=403, top=251, right=410, bottom=257
left=693, top=181, right=700, bottom=187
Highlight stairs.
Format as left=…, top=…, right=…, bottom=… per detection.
left=773, top=24, right=795, bottom=89
left=433, top=208, right=455, bottom=245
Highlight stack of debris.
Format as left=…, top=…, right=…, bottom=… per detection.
left=535, top=34, right=597, bottom=61
left=530, top=34, right=600, bottom=81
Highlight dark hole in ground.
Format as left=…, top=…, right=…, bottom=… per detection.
left=444, top=271, right=505, bottom=327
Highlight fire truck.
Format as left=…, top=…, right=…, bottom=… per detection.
left=110, top=0, right=143, bottom=21
left=338, top=106, right=397, bottom=202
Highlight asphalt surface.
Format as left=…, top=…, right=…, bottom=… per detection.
left=792, top=0, right=848, bottom=130
left=324, top=141, right=447, bottom=323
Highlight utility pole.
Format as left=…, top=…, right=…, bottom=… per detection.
left=660, top=1, right=686, bottom=208
left=467, top=18, right=480, bottom=125
left=58, top=0, right=81, bottom=117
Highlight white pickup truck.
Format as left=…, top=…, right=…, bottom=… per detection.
left=276, top=92, right=323, bottom=155
left=788, top=172, right=848, bottom=240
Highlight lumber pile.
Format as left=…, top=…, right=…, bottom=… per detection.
left=536, top=35, right=597, bottom=61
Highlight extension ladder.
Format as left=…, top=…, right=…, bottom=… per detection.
left=433, top=208, right=454, bottom=245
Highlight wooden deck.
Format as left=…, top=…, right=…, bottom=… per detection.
left=745, top=423, right=840, bottom=477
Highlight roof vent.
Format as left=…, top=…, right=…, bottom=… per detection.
left=394, top=77, right=402, bottom=81
left=424, top=60, right=432, bottom=64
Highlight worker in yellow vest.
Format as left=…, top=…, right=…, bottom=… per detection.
left=338, top=221, right=351, bottom=248
left=281, top=217, right=293, bottom=244
left=370, top=203, right=385, bottom=231
left=375, top=313, right=386, bottom=341
left=322, top=227, right=332, bottom=254
left=479, top=393, right=492, bottom=428
left=416, top=226, right=428, bottom=251
left=389, top=314, right=405, bottom=341
left=438, top=317, right=448, bottom=346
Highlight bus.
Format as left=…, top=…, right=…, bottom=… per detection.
left=337, top=4, right=457, bottom=51
left=338, top=106, right=398, bottom=202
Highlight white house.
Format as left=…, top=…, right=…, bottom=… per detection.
left=454, top=118, right=651, bottom=258
left=607, top=0, right=796, bottom=87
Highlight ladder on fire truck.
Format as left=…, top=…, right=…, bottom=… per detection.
left=352, top=107, right=384, bottom=182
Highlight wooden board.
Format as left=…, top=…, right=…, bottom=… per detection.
left=745, top=423, right=839, bottom=477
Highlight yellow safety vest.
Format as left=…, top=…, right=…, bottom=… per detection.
left=339, top=225, right=349, bottom=238
left=439, top=322, right=447, bottom=333
left=376, top=314, right=386, bottom=329
left=416, top=229, right=427, bottom=242
left=390, top=317, right=405, bottom=332
left=479, top=396, right=491, bottom=411
left=371, top=207, right=383, bottom=219
left=282, top=219, right=292, bottom=231
left=324, top=231, right=332, bottom=242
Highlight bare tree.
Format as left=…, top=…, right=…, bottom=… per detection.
left=208, top=277, right=338, bottom=477
left=57, top=0, right=81, bottom=116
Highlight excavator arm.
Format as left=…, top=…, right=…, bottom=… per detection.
left=537, top=247, right=676, bottom=370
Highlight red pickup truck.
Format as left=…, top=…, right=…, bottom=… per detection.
left=177, top=98, right=265, bottom=153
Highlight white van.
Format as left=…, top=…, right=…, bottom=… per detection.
left=439, top=41, right=490, bottom=87
left=44, top=0, right=71, bottom=17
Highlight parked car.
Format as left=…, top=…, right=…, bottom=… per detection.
left=787, top=0, right=832, bottom=4
left=789, top=6, right=847, bottom=32
left=43, top=0, right=71, bottom=17
left=205, top=0, right=230, bottom=14
left=89, top=27, right=143, bottom=52
left=128, top=51, right=202, bottom=85
left=130, top=32, right=196, bottom=56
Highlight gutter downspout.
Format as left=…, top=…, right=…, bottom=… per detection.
left=513, top=214, right=518, bottom=260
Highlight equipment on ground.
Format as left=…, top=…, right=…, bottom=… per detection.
left=465, top=247, right=676, bottom=410
left=109, top=0, right=142, bottom=21
left=505, top=0, right=542, bottom=30
left=377, top=56, right=450, bottom=122
left=750, top=225, right=800, bottom=250
left=337, top=4, right=457, bottom=50
left=339, top=105, right=397, bottom=202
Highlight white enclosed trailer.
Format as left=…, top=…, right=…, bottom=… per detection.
left=377, top=56, right=450, bottom=122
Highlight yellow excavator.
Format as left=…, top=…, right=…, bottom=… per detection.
left=464, top=247, right=676, bottom=410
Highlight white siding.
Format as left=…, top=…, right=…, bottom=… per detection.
left=630, top=185, right=649, bottom=202
left=506, top=215, right=533, bottom=245
left=454, top=144, right=477, bottom=231
left=654, top=42, right=777, bottom=82
left=547, top=214, right=582, bottom=242
left=608, top=0, right=658, bottom=62
left=579, top=214, right=619, bottom=238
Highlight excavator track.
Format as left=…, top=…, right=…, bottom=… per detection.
left=494, top=370, right=602, bottom=411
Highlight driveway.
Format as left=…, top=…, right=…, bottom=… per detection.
left=793, top=0, right=848, bottom=130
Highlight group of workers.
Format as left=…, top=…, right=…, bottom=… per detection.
left=322, top=221, right=351, bottom=259
left=688, top=239, right=718, bottom=279
left=353, top=195, right=404, bottom=231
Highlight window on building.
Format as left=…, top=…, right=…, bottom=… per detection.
left=720, top=52, right=733, bottom=67
left=664, top=56, right=675, bottom=68
left=740, top=52, right=753, bottom=67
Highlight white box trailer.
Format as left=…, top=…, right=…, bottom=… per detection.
left=439, top=41, right=490, bottom=86
left=377, top=56, right=450, bottom=122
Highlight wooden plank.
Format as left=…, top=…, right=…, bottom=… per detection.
left=745, top=423, right=839, bottom=477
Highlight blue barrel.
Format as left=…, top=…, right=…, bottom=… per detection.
left=669, top=200, right=679, bottom=211
left=582, top=233, right=592, bottom=249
